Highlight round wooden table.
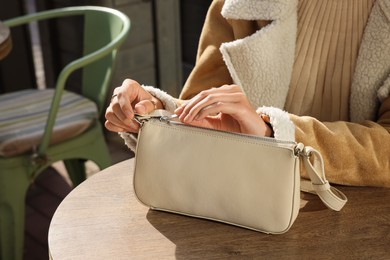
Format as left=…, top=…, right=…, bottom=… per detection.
left=48, top=158, right=390, bottom=259
left=0, top=21, right=12, bottom=60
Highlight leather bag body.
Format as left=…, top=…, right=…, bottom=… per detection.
left=133, top=117, right=302, bottom=234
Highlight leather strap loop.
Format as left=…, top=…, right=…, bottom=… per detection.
left=299, top=146, right=348, bottom=211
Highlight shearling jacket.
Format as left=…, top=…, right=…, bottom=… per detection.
left=122, top=0, right=390, bottom=187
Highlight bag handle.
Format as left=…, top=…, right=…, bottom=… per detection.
left=296, top=144, right=348, bottom=211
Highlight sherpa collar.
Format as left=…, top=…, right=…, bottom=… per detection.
left=350, top=0, right=390, bottom=122
left=221, top=0, right=296, bottom=20
left=220, top=0, right=390, bottom=122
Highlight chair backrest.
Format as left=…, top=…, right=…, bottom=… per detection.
left=82, top=8, right=127, bottom=114
left=4, top=6, right=130, bottom=154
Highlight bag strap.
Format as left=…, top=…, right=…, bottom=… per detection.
left=296, top=144, right=348, bottom=211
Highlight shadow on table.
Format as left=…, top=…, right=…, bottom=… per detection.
left=145, top=195, right=331, bottom=259
left=145, top=186, right=390, bottom=259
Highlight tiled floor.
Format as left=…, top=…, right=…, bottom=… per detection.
left=23, top=132, right=133, bottom=260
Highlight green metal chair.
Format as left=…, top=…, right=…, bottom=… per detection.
left=0, top=6, right=130, bottom=260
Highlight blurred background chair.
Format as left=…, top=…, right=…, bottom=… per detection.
left=0, top=6, right=130, bottom=260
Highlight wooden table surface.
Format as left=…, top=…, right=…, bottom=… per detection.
left=48, top=159, right=390, bottom=259
left=0, top=21, right=11, bottom=60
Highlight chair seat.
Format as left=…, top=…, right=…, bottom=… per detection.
left=0, top=89, right=98, bottom=157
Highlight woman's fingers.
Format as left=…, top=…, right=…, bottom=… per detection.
left=189, top=101, right=268, bottom=136
left=184, top=92, right=244, bottom=123
left=134, top=99, right=157, bottom=115
left=115, top=79, right=144, bottom=118
left=105, top=78, right=156, bottom=133
left=193, top=101, right=240, bottom=121
left=177, top=85, right=242, bottom=121
left=174, top=84, right=270, bottom=136
left=180, top=85, right=238, bottom=111
left=104, top=121, right=131, bottom=133
left=105, top=105, right=140, bottom=132
left=111, top=95, right=133, bottom=125
left=179, top=91, right=246, bottom=123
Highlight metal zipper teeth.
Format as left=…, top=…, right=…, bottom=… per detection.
left=146, top=117, right=296, bottom=146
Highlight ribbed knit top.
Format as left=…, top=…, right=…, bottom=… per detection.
left=285, top=0, right=375, bottom=121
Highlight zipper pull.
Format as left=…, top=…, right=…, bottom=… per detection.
left=160, top=114, right=178, bottom=123
left=133, top=109, right=176, bottom=126
left=133, top=114, right=150, bottom=126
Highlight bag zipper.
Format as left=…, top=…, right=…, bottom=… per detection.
left=135, top=113, right=298, bottom=148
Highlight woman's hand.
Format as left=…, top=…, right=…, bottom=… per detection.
left=105, top=79, right=163, bottom=133
left=174, top=85, right=273, bottom=137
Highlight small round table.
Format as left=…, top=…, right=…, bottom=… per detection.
left=48, top=158, right=390, bottom=259
left=0, top=21, right=12, bottom=60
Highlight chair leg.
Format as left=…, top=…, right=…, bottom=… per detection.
left=0, top=168, right=30, bottom=260
left=66, top=131, right=112, bottom=187
left=64, top=159, right=86, bottom=187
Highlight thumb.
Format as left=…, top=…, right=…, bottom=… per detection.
left=134, top=100, right=156, bottom=115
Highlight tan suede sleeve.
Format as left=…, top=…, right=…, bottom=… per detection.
left=179, top=0, right=270, bottom=100
left=291, top=96, right=390, bottom=187
left=179, top=0, right=233, bottom=100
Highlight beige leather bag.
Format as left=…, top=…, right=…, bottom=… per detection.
left=133, top=112, right=347, bottom=234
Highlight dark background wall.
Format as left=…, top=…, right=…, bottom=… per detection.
left=180, top=0, right=211, bottom=82
left=0, top=1, right=36, bottom=93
